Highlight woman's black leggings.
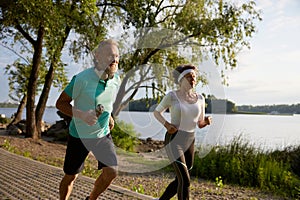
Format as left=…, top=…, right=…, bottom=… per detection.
left=160, top=131, right=195, bottom=200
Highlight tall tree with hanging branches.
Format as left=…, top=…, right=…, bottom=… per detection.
left=0, top=0, right=109, bottom=138
left=0, top=0, right=262, bottom=138
left=91, top=0, right=262, bottom=116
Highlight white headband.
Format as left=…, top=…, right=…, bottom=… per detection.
left=177, top=69, right=195, bottom=82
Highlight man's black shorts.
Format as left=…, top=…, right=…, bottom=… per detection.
left=63, top=134, right=117, bottom=175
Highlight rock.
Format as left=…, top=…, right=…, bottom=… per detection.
left=135, top=138, right=165, bottom=153
left=46, top=120, right=68, bottom=137
left=0, top=123, right=7, bottom=130
left=16, top=121, right=26, bottom=133
left=40, top=121, right=51, bottom=132
left=7, top=124, right=22, bottom=135
left=146, top=137, right=153, bottom=142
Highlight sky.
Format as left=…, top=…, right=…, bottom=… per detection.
left=0, top=0, right=299, bottom=106
left=222, top=0, right=300, bottom=105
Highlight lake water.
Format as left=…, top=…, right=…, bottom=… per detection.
left=118, top=111, right=300, bottom=151
left=1, top=107, right=300, bottom=150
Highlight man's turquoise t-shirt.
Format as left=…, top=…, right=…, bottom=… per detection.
left=64, top=67, right=121, bottom=138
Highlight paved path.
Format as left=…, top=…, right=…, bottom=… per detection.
left=0, top=148, right=154, bottom=200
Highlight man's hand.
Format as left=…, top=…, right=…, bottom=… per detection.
left=81, top=110, right=98, bottom=126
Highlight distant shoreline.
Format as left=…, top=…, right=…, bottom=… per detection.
left=0, top=106, right=296, bottom=117
left=232, top=111, right=294, bottom=116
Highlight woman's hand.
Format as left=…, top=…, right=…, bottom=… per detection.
left=205, top=116, right=212, bottom=125
left=197, top=116, right=212, bottom=128
left=164, top=121, right=178, bottom=134
left=153, top=110, right=177, bottom=134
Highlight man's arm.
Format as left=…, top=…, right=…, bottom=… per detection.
left=56, top=91, right=98, bottom=126
left=56, top=91, right=73, bottom=117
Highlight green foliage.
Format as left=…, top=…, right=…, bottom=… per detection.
left=2, top=139, right=15, bottom=152
left=215, top=176, right=224, bottom=189
left=110, top=0, right=261, bottom=115
left=132, top=184, right=145, bottom=194
left=237, top=104, right=300, bottom=114
left=23, top=151, right=31, bottom=158
left=192, top=135, right=300, bottom=198
left=1, top=0, right=101, bottom=95
left=4, top=59, right=47, bottom=102
left=129, top=98, right=160, bottom=112
left=0, top=103, right=19, bottom=108
left=0, top=116, right=9, bottom=124
left=205, top=95, right=237, bottom=113
left=1, top=0, right=107, bottom=138
left=82, top=157, right=101, bottom=178
left=1, top=0, right=262, bottom=136
left=111, top=119, right=139, bottom=152
left=269, top=145, right=300, bottom=183
left=174, top=0, right=262, bottom=68
left=129, top=95, right=237, bottom=113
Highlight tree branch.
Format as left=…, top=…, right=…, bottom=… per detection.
left=138, top=85, right=166, bottom=95
left=153, top=2, right=183, bottom=27
left=125, top=76, right=153, bottom=95
left=14, top=22, right=36, bottom=46
left=0, top=43, right=30, bottom=64
left=156, top=4, right=183, bottom=15
left=96, top=2, right=126, bottom=11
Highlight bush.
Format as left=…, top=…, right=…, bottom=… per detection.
left=270, top=145, right=300, bottom=178
left=192, top=135, right=300, bottom=198
left=0, top=116, right=9, bottom=124
left=111, top=119, right=139, bottom=152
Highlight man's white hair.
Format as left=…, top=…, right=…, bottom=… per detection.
left=93, top=39, right=118, bottom=55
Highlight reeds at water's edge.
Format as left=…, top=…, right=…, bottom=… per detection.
left=192, top=135, right=300, bottom=199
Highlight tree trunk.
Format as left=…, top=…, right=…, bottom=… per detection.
left=35, top=27, right=70, bottom=137
left=113, top=66, right=150, bottom=116
left=35, top=64, right=54, bottom=138
left=113, top=77, right=140, bottom=116
left=9, top=94, right=27, bottom=126
left=25, top=26, right=44, bottom=139
left=113, top=73, right=130, bottom=117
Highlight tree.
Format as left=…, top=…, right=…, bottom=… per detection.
left=0, top=0, right=107, bottom=139
left=4, top=60, right=30, bottom=125
left=92, top=0, right=262, bottom=116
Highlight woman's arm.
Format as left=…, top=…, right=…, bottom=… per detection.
left=153, top=110, right=177, bottom=134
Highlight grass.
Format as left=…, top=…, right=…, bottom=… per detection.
left=192, top=135, right=300, bottom=199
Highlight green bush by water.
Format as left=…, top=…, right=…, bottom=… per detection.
left=111, top=119, right=139, bottom=152
left=0, top=116, right=10, bottom=124
left=192, top=135, right=300, bottom=198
